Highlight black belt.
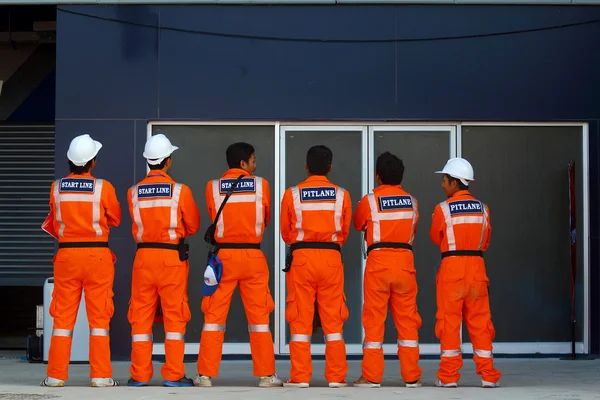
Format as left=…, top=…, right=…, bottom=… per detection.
left=137, top=242, right=178, bottom=251
left=366, top=242, right=412, bottom=256
left=58, top=242, right=109, bottom=249
left=283, top=242, right=341, bottom=272
left=441, top=250, right=483, bottom=259
left=217, top=243, right=261, bottom=250
left=290, top=242, right=341, bottom=252
left=137, top=238, right=190, bottom=262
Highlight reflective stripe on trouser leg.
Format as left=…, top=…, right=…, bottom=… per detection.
left=163, top=331, right=186, bottom=381
left=290, top=334, right=312, bottom=383
left=131, top=334, right=154, bottom=382
left=48, top=329, right=74, bottom=381
left=248, top=325, right=275, bottom=377
left=362, top=341, right=384, bottom=383
left=397, top=339, right=421, bottom=383
left=89, top=328, right=112, bottom=379
left=324, top=332, right=347, bottom=384
left=198, top=324, right=227, bottom=377
left=472, top=347, right=502, bottom=383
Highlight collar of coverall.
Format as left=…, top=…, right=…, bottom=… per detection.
left=452, top=190, right=472, bottom=198
left=222, top=168, right=251, bottom=177
left=373, top=184, right=403, bottom=192
left=68, top=172, right=92, bottom=178
left=304, top=175, right=330, bottom=183
left=146, top=170, right=172, bottom=180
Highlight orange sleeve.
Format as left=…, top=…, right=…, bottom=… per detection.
left=263, top=178, right=271, bottom=227
left=339, top=188, right=352, bottom=244
left=413, top=197, right=420, bottom=234
left=127, top=186, right=134, bottom=226
left=181, top=184, right=201, bottom=237
left=49, top=181, right=56, bottom=219
left=429, top=203, right=445, bottom=247
left=280, top=188, right=293, bottom=244
left=102, top=180, right=121, bottom=228
left=205, top=180, right=216, bottom=222
left=353, top=195, right=369, bottom=231
left=482, top=204, right=492, bottom=251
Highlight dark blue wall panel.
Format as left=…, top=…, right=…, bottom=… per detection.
left=55, top=4, right=600, bottom=358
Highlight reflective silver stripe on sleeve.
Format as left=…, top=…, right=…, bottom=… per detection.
left=131, top=184, right=144, bottom=242
left=203, top=323, right=226, bottom=332
left=92, top=179, right=103, bottom=236
left=132, top=334, right=153, bottom=342
left=248, top=324, right=270, bottom=332
left=324, top=333, right=344, bottom=342
left=363, top=341, right=382, bottom=349
left=439, top=201, right=456, bottom=251
left=441, top=349, right=462, bottom=357
left=90, top=328, right=109, bottom=336
left=255, top=177, right=264, bottom=237
left=290, top=186, right=304, bottom=241
left=473, top=348, right=493, bottom=358
left=398, top=339, right=418, bottom=347
left=332, top=187, right=344, bottom=242
left=52, top=328, right=72, bottom=337
left=290, top=334, right=311, bottom=342
left=168, top=183, right=183, bottom=241
left=165, top=332, right=185, bottom=341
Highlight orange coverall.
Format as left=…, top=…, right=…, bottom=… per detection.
left=429, top=190, right=502, bottom=385
left=353, top=185, right=422, bottom=384
left=127, top=170, right=200, bottom=382
left=280, top=176, right=352, bottom=384
left=46, top=173, right=121, bottom=380
left=198, top=168, right=275, bottom=377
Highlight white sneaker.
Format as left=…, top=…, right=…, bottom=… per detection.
left=194, top=374, right=212, bottom=387
left=482, top=379, right=500, bottom=388
left=283, top=379, right=309, bottom=388
left=259, top=374, right=283, bottom=387
left=405, top=379, right=423, bottom=388
left=40, top=377, right=65, bottom=387
left=91, top=378, right=119, bottom=387
left=435, top=379, right=458, bottom=388
left=329, top=381, right=348, bottom=388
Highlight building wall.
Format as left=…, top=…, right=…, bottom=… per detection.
left=55, top=4, right=600, bottom=359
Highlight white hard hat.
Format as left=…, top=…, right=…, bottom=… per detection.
left=435, top=157, right=474, bottom=186
left=143, top=134, right=179, bottom=165
left=67, top=134, right=102, bottom=166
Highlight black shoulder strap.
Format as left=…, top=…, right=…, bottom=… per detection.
left=213, top=174, right=244, bottom=224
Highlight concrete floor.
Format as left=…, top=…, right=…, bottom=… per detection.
left=1, top=351, right=600, bottom=400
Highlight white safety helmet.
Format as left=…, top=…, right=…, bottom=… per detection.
left=67, top=134, right=102, bottom=166
left=435, top=157, right=474, bottom=186
left=143, top=134, right=179, bottom=165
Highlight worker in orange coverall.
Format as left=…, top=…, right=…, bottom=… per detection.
left=126, top=134, right=200, bottom=387
left=352, top=151, right=422, bottom=389
left=280, top=145, right=352, bottom=389
left=430, top=157, right=502, bottom=389
left=41, top=134, right=121, bottom=388
left=195, top=142, right=282, bottom=388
